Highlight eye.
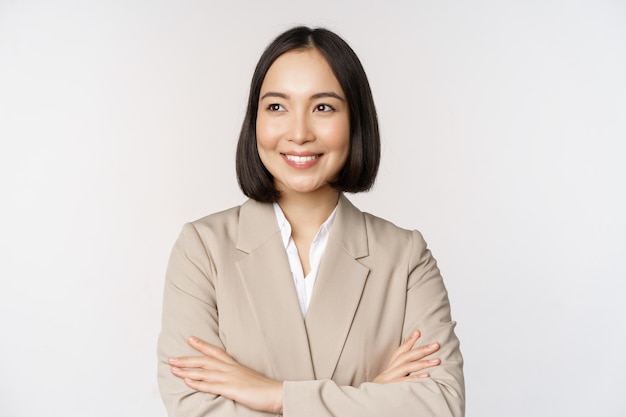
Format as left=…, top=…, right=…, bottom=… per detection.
left=267, top=103, right=285, bottom=112
left=314, top=104, right=334, bottom=112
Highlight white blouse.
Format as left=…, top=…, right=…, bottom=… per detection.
left=273, top=203, right=337, bottom=317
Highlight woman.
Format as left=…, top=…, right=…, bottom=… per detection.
left=157, top=26, right=464, bottom=417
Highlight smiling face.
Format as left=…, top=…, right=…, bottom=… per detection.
left=256, top=48, right=350, bottom=199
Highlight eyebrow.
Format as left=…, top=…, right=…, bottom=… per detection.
left=260, top=91, right=345, bottom=101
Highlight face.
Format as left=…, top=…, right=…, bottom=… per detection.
left=256, top=48, right=350, bottom=198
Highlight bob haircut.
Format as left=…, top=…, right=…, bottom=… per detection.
left=236, top=26, right=380, bottom=202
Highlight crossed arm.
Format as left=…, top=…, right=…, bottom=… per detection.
left=168, top=330, right=441, bottom=414
left=158, top=224, right=464, bottom=417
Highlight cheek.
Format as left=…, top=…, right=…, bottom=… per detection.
left=255, top=116, right=268, bottom=146
left=323, top=119, right=350, bottom=152
left=256, top=115, right=283, bottom=148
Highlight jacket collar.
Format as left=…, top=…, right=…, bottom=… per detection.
left=328, top=194, right=369, bottom=259
left=235, top=198, right=280, bottom=254
left=234, top=194, right=371, bottom=380
left=236, top=194, right=368, bottom=257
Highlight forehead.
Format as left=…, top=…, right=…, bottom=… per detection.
left=260, top=49, right=344, bottom=95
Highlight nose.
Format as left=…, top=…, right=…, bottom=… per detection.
left=288, top=112, right=314, bottom=144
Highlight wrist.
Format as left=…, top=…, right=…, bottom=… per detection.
left=272, top=381, right=284, bottom=414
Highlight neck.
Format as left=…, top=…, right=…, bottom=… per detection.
left=276, top=187, right=339, bottom=233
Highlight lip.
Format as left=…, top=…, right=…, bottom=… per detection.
left=281, top=152, right=322, bottom=169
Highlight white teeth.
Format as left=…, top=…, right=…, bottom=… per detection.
left=285, top=154, right=318, bottom=163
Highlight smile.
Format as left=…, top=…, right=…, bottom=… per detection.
left=284, top=154, right=320, bottom=163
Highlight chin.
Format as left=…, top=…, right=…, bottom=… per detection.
left=280, top=181, right=330, bottom=195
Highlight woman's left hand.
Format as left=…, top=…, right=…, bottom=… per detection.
left=372, top=330, right=441, bottom=384
left=169, top=336, right=283, bottom=414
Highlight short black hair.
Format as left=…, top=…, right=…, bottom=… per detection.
left=236, top=26, right=380, bottom=202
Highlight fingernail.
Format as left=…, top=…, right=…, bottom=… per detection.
left=168, top=357, right=178, bottom=363
left=171, top=367, right=181, bottom=372
left=188, top=336, right=198, bottom=343
left=419, top=373, right=429, bottom=378
left=429, top=359, right=440, bottom=363
left=429, top=343, right=439, bottom=348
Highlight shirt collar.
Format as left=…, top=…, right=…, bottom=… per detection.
left=272, top=202, right=338, bottom=249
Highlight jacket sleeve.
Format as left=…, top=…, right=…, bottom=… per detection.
left=157, top=223, right=280, bottom=417
left=282, top=230, right=465, bottom=417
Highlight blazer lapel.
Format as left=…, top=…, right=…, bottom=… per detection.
left=235, top=199, right=315, bottom=380
left=305, top=195, right=370, bottom=379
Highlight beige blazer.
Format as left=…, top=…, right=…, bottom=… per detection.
left=157, top=195, right=464, bottom=417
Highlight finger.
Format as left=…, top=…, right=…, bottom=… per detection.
left=388, top=331, right=421, bottom=365
left=381, top=356, right=440, bottom=382
left=407, top=342, right=440, bottom=360
left=405, top=373, right=431, bottom=382
left=395, top=357, right=441, bottom=377
left=183, top=377, right=210, bottom=390
left=177, top=373, right=224, bottom=395
left=182, top=377, right=227, bottom=396
left=389, top=372, right=431, bottom=383
left=171, top=366, right=225, bottom=383
left=402, top=331, right=421, bottom=351
left=187, top=337, right=234, bottom=362
left=374, top=363, right=435, bottom=384
left=168, top=355, right=224, bottom=369
left=171, top=366, right=202, bottom=381
left=391, top=342, right=439, bottom=368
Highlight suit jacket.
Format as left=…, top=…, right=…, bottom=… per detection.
left=157, top=195, right=464, bottom=417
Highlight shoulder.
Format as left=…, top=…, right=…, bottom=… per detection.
left=359, top=212, right=436, bottom=282
left=363, top=210, right=427, bottom=248
left=337, top=194, right=427, bottom=252
left=338, top=200, right=430, bottom=269
left=190, top=204, right=242, bottom=232
left=179, top=199, right=277, bottom=253
left=361, top=210, right=411, bottom=237
left=175, top=203, right=246, bottom=252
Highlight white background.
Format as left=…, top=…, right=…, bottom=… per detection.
left=1, top=1, right=625, bottom=416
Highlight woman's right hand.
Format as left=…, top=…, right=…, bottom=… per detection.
left=372, top=330, right=441, bottom=384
